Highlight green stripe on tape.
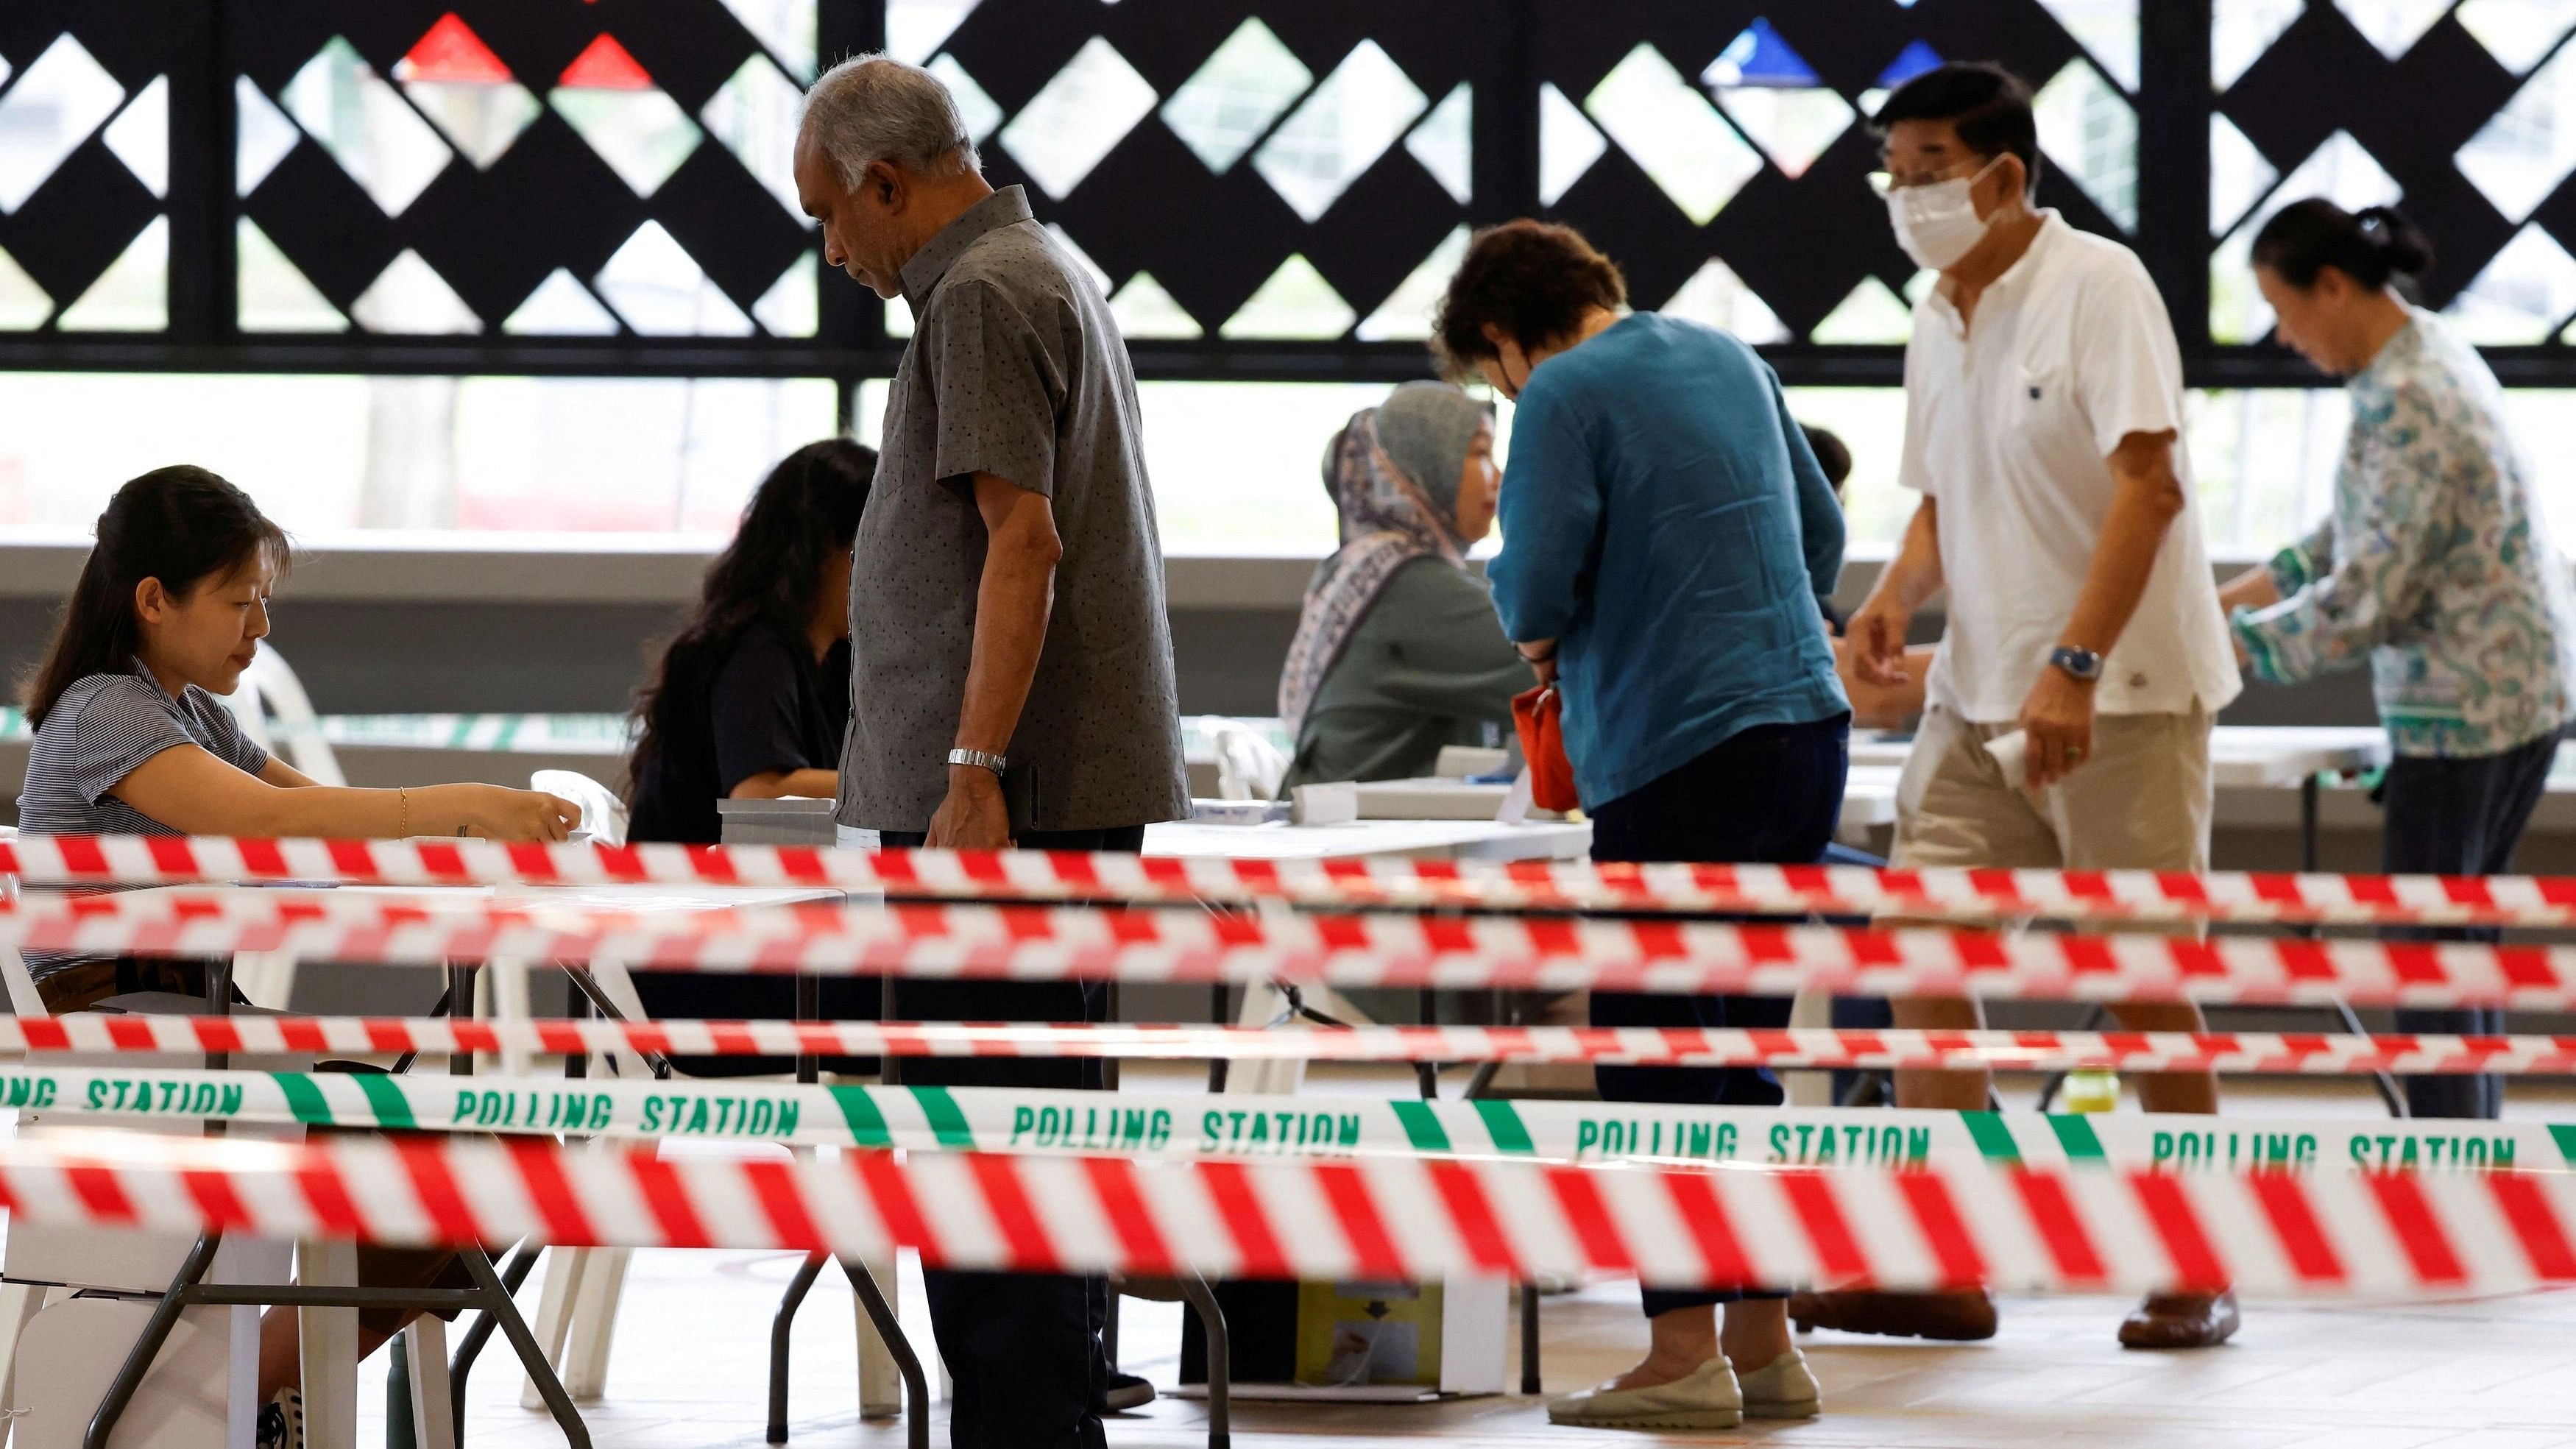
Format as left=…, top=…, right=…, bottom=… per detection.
left=1472, top=1099, right=1537, bottom=1155
left=352, top=1073, right=418, bottom=1130
left=1390, top=1100, right=1451, bottom=1152
left=2047, top=1113, right=2109, bottom=1161
left=829, top=1085, right=894, bottom=1148
left=272, top=1073, right=334, bottom=1126
left=1960, top=1110, right=2023, bottom=1163
left=2552, top=1125, right=2576, bottom=1166
left=908, top=1087, right=978, bottom=1150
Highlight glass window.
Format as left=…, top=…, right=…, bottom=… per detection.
left=858, top=377, right=1388, bottom=556
left=0, top=374, right=836, bottom=539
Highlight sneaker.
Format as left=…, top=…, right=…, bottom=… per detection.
left=1546, top=1358, right=1742, bottom=1431
left=256, top=1389, right=304, bottom=1449
left=1735, top=1349, right=1822, bottom=1419
left=1102, top=1371, right=1156, bottom=1413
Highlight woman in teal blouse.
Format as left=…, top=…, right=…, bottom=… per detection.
left=2225, top=200, right=2576, bottom=1121
left=1277, top=382, right=1527, bottom=790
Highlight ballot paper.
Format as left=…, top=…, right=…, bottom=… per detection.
left=1983, top=729, right=2030, bottom=785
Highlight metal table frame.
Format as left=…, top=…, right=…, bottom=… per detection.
left=85, top=958, right=590, bottom=1449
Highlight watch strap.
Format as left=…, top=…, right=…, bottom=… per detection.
left=2048, top=645, right=2103, bottom=681
left=946, top=748, right=1008, bottom=776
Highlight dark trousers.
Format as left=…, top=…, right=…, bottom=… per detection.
left=1588, top=716, right=1850, bottom=1319
left=878, top=823, right=1142, bottom=1449
left=2380, top=733, right=2558, bottom=1120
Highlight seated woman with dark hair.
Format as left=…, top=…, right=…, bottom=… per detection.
left=627, top=437, right=877, bottom=843
left=14, top=464, right=580, bottom=1442
left=1278, top=381, right=1527, bottom=791
left=623, top=438, right=879, bottom=1074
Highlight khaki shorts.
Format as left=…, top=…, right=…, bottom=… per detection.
left=1891, top=704, right=2213, bottom=873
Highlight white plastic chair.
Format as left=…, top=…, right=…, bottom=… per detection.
left=1204, top=719, right=1290, bottom=801
left=208, top=650, right=339, bottom=1011
left=509, top=784, right=904, bottom=1420
left=222, top=645, right=347, bottom=787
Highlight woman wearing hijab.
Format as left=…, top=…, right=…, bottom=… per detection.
left=1277, top=380, right=1528, bottom=790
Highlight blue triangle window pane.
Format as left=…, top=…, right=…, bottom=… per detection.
left=1878, top=40, right=1944, bottom=90
left=1710, top=18, right=1821, bottom=89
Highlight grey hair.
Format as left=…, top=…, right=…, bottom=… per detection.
left=800, top=54, right=980, bottom=186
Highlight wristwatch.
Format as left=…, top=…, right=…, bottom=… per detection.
left=946, top=748, right=1008, bottom=779
left=2048, top=645, right=2103, bottom=681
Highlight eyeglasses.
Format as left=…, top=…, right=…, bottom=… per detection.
left=1868, top=155, right=1998, bottom=195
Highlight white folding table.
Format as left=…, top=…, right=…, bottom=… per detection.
left=24, top=879, right=863, bottom=1449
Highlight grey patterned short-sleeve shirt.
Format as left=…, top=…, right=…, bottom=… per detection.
left=837, top=185, right=1189, bottom=834
left=17, top=659, right=270, bottom=837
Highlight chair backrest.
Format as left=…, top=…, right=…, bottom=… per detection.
left=220, top=646, right=347, bottom=785
left=0, top=826, right=36, bottom=1018
left=531, top=770, right=629, bottom=848
left=1206, top=719, right=1290, bottom=801
left=3, top=949, right=47, bottom=1017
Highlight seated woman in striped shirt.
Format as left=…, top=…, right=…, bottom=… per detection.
left=17, top=467, right=581, bottom=1001
left=13, top=464, right=577, bottom=1441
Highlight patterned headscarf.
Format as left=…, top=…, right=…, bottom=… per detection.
left=1277, top=386, right=1487, bottom=731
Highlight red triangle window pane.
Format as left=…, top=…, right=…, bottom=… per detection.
left=398, top=14, right=514, bottom=85
left=559, top=34, right=655, bottom=91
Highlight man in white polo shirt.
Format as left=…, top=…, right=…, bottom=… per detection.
left=1817, top=63, right=2243, bottom=1350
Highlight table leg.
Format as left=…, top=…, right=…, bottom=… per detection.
left=766, top=1255, right=826, bottom=1443
left=2301, top=774, right=2321, bottom=874
left=447, top=965, right=475, bottom=1079
left=850, top=1255, right=902, bottom=1419
left=492, top=958, right=534, bottom=1077
left=403, top=1317, right=456, bottom=1449
left=296, top=1239, right=360, bottom=1449
left=1518, top=1280, right=1542, bottom=1396
left=1174, top=1278, right=1228, bottom=1449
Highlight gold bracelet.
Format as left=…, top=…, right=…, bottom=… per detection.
left=397, top=786, right=409, bottom=838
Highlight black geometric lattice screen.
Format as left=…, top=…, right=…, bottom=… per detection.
left=0, top=1, right=175, bottom=332
left=923, top=2, right=1480, bottom=345
left=10, top=0, right=2576, bottom=380
left=228, top=0, right=819, bottom=339
left=1523, top=1, right=2142, bottom=347
left=2215, top=0, right=2576, bottom=347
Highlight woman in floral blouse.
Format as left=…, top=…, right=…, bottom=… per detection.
left=2223, top=199, right=2576, bottom=1120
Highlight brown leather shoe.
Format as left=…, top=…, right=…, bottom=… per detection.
left=1788, top=1287, right=1998, bottom=1341
left=2117, top=1290, right=2240, bottom=1349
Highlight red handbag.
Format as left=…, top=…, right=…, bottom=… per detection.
left=1511, top=684, right=1580, bottom=813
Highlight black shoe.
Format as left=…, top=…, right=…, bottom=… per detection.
left=1103, top=1372, right=1156, bottom=1413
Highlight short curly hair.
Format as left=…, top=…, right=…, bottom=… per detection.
left=1432, top=219, right=1627, bottom=373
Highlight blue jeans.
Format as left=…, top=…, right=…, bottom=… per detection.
left=2380, top=733, right=2558, bottom=1121
left=1588, top=715, right=1850, bottom=1319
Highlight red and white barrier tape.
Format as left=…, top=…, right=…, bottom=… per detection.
left=7, top=891, right=2575, bottom=1007
left=1, top=1129, right=2570, bottom=1297
left=10, top=835, right=2576, bottom=927
left=8, top=1013, right=2576, bottom=1076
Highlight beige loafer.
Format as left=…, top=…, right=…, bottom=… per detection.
left=1736, top=1349, right=1822, bottom=1419
left=1546, top=1358, right=1743, bottom=1431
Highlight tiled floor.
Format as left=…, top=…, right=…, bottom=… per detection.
left=389, top=1068, right=2576, bottom=1448
left=403, top=1250, right=2576, bottom=1448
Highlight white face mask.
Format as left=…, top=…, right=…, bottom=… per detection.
left=1885, top=157, right=2003, bottom=272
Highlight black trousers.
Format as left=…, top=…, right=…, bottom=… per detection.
left=1587, top=716, right=1850, bottom=1319
left=2380, top=733, right=2559, bottom=1121
left=879, top=824, right=1142, bottom=1449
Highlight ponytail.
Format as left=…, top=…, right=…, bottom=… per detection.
left=2251, top=199, right=2435, bottom=293
left=20, top=466, right=290, bottom=729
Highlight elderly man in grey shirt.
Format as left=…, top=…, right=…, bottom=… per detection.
left=795, top=54, right=1186, bottom=1449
